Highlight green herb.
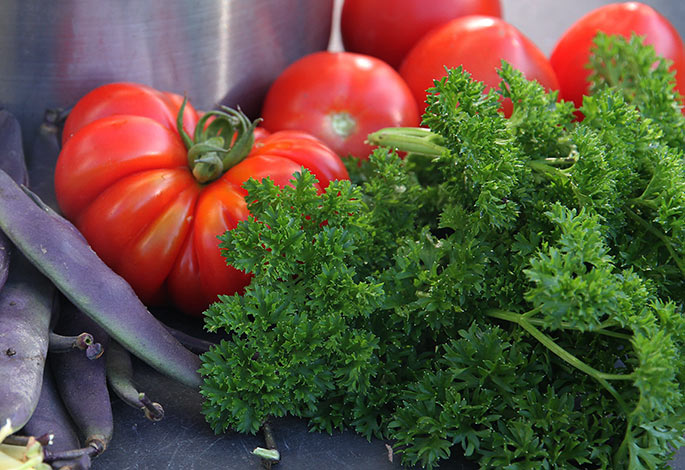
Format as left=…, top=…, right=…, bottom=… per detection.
left=200, top=34, right=685, bottom=469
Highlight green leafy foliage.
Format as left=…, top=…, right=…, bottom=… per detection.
left=200, top=172, right=385, bottom=434
left=200, top=34, right=685, bottom=469
left=588, top=32, right=685, bottom=149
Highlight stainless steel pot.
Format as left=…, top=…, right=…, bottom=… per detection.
left=0, top=0, right=334, bottom=144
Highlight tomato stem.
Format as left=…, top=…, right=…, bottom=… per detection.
left=176, top=96, right=195, bottom=150
left=192, top=154, right=224, bottom=183
left=188, top=136, right=226, bottom=183
left=176, top=99, right=261, bottom=184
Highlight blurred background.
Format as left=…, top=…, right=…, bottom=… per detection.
left=329, top=0, right=685, bottom=55
left=504, top=0, right=685, bottom=53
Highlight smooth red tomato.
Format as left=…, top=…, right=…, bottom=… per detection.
left=260, top=51, right=420, bottom=160
left=341, top=0, right=502, bottom=69
left=550, top=2, right=685, bottom=112
left=398, top=15, right=560, bottom=117
left=55, top=83, right=348, bottom=316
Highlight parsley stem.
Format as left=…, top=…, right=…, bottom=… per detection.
left=634, top=168, right=662, bottom=204
left=526, top=159, right=561, bottom=178
left=520, top=305, right=542, bottom=319
left=366, top=127, right=446, bottom=156
left=487, top=309, right=630, bottom=412
left=254, top=419, right=280, bottom=466
left=527, top=160, right=592, bottom=206
left=629, top=196, right=658, bottom=211
left=542, top=156, right=576, bottom=168
left=625, top=207, right=685, bottom=276
left=520, top=316, right=632, bottom=341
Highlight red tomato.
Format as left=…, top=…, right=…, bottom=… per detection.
left=341, top=0, right=502, bottom=69
left=253, top=126, right=271, bottom=142
left=55, top=83, right=348, bottom=316
left=398, top=15, right=560, bottom=117
left=260, top=51, right=420, bottom=160
left=61, top=82, right=199, bottom=145
left=550, top=2, right=685, bottom=112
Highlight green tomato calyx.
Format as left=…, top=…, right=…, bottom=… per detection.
left=176, top=98, right=262, bottom=184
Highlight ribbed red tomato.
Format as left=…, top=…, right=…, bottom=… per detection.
left=398, top=15, right=560, bottom=117
left=341, top=0, right=502, bottom=69
left=550, top=2, right=685, bottom=112
left=55, top=82, right=348, bottom=316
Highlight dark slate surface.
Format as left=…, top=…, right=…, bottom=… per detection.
left=91, top=1, right=685, bottom=469
left=92, top=356, right=478, bottom=470
left=91, top=325, right=684, bottom=470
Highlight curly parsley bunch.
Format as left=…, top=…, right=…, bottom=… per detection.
left=200, top=34, right=685, bottom=469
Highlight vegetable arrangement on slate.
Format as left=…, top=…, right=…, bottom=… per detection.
left=0, top=3, right=684, bottom=470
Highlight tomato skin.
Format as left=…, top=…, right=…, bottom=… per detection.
left=61, top=82, right=199, bottom=145
left=398, top=15, right=560, bottom=117
left=260, top=51, right=420, bottom=160
left=247, top=130, right=348, bottom=188
left=166, top=178, right=251, bottom=316
left=550, top=2, right=685, bottom=111
left=341, top=0, right=502, bottom=69
left=56, top=115, right=190, bottom=219
left=55, top=83, right=348, bottom=316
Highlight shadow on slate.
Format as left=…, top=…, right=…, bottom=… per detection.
left=91, top=356, right=476, bottom=470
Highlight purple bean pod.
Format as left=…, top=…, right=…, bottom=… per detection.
left=21, top=362, right=92, bottom=470
left=50, top=301, right=112, bottom=457
left=0, top=168, right=202, bottom=388
left=0, top=109, right=29, bottom=291
left=0, top=254, right=55, bottom=432
left=105, top=339, right=164, bottom=422
left=0, top=109, right=29, bottom=188
left=164, top=324, right=216, bottom=354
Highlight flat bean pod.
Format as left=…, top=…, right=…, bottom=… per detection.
left=106, top=339, right=164, bottom=421
left=0, top=109, right=29, bottom=187
left=0, top=233, right=9, bottom=294
left=0, top=109, right=29, bottom=291
left=0, top=254, right=55, bottom=432
left=0, top=169, right=202, bottom=388
left=50, top=302, right=112, bottom=456
left=164, top=324, right=216, bottom=354
left=21, top=363, right=92, bottom=470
